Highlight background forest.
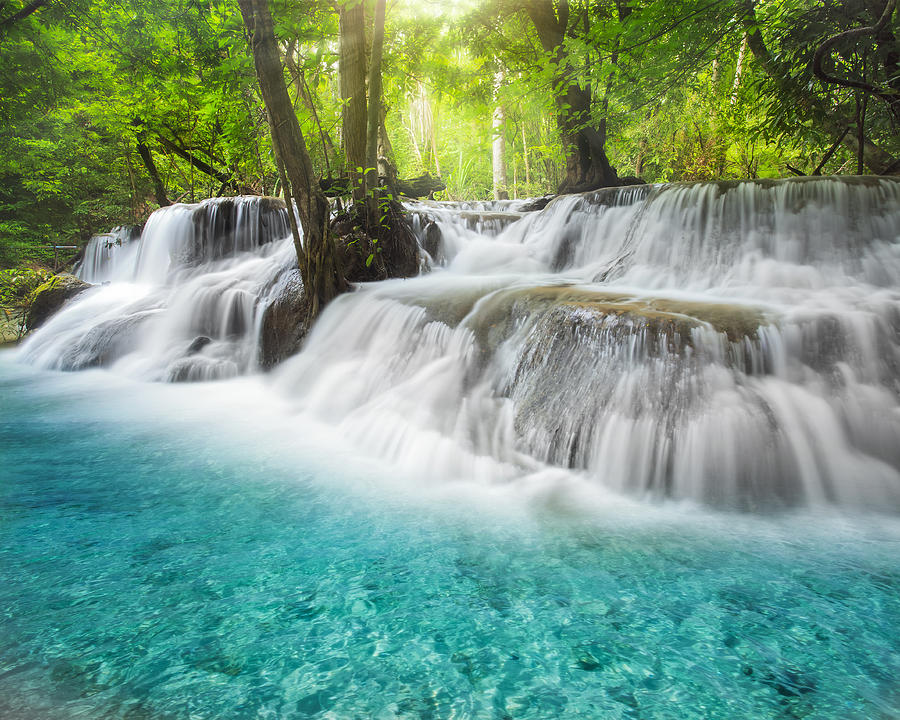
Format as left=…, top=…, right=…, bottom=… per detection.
left=1, top=0, right=898, bottom=269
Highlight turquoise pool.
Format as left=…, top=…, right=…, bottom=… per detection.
left=2, top=354, right=899, bottom=719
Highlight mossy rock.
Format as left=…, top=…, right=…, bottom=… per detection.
left=466, top=284, right=771, bottom=354
left=0, top=306, right=27, bottom=345
left=26, top=273, right=91, bottom=330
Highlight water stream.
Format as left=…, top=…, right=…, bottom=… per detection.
left=3, top=177, right=900, bottom=717
left=22, top=177, right=900, bottom=509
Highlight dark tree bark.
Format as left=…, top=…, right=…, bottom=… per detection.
left=523, top=0, right=617, bottom=192
left=339, top=0, right=367, bottom=202
left=238, top=0, right=344, bottom=317
left=135, top=137, right=170, bottom=207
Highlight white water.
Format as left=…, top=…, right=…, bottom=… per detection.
left=17, top=178, right=900, bottom=509
left=23, top=196, right=293, bottom=381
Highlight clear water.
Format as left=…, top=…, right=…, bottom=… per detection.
left=2, top=353, right=899, bottom=719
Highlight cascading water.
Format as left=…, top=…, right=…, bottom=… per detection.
left=75, top=225, right=142, bottom=283
left=17, top=177, right=900, bottom=510
left=20, top=196, right=293, bottom=381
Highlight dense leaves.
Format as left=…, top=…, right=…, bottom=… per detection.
left=1, top=0, right=897, bottom=268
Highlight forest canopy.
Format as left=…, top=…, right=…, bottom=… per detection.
left=1, top=0, right=897, bottom=267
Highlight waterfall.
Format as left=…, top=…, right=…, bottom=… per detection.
left=17, top=178, right=900, bottom=509
left=21, top=196, right=294, bottom=381
left=75, top=225, right=142, bottom=283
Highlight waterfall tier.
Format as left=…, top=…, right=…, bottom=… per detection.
left=18, top=177, right=900, bottom=509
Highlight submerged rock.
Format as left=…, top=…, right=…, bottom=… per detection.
left=54, top=309, right=158, bottom=370
left=423, top=221, right=443, bottom=263
left=26, top=274, right=92, bottom=330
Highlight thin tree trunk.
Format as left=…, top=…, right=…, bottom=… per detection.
left=136, top=137, right=170, bottom=207
left=238, top=0, right=344, bottom=317
left=377, top=105, right=398, bottom=188
left=522, top=123, right=531, bottom=186
left=730, top=34, right=747, bottom=105
left=492, top=69, right=508, bottom=200
left=285, top=46, right=336, bottom=173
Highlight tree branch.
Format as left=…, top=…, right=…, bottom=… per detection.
left=812, top=0, right=897, bottom=107
left=0, top=0, right=49, bottom=32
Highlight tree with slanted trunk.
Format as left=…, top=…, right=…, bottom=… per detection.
left=237, top=0, right=345, bottom=318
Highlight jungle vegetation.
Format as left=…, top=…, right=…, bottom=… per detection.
left=0, top=0, right=897, bottom=269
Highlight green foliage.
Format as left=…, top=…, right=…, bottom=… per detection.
left=1, top=0, right=896, bottom=273
left=0, top=268, right=53, bottom=306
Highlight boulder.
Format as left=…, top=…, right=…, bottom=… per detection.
left=26, top=274, right=91, bottom=330
left=258, top=268, right=310, bottom=370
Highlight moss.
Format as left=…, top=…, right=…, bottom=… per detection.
left=26, top=273, right=91, bottom=330
left=463, top=284, right=771, bottom=354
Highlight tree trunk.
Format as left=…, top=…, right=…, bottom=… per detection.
left=522, top=123, right=531, bottom=186
left=731, top=34, right=747, bottom=105
left=238, top=0, right=344, bottom=317
left=339, top=0, right=368, bottom=202
left=492, top=70, right=508, bottom=200
left=135, top=137, right=170, bottom=207
left=523, top=0, right=617, bottom=192
left=377, top=105, right=398, bottom=188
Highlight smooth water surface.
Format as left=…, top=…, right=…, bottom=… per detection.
left=2, top=354, right=899, bottom=719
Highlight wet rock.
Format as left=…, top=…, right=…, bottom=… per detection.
left=54, top=310, right=157, bottom=369
left=423, top=221, right=443, bottom=263
left=617, top=175, right=647, bottom=186
left=258, top=268, right=310, bottom=370
left=336, top=231, right=385, bottom=283
left=166, top=356, right=238, bottom=383
left=466, top=285, right=770, bottom=354
left=335, top=200, right=421, bottom=283
left=26, top=274, right=92, bottom=330
left=186, top=335, right=212, bottom=355
left=520, top=196, right=554, bottom=212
